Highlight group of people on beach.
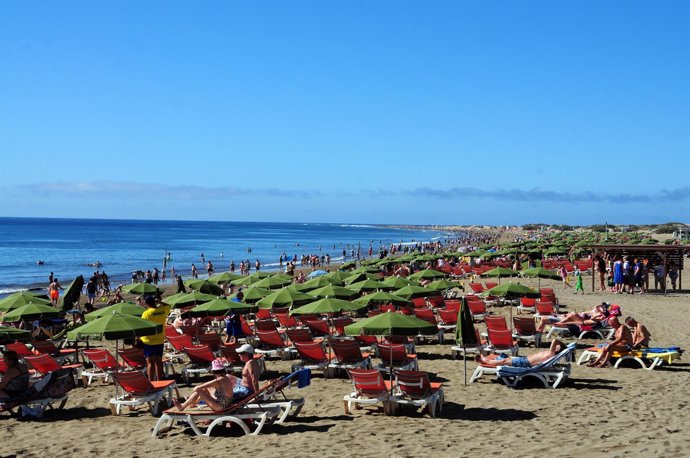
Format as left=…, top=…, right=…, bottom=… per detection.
left=595, top=254, right=680, bottom=294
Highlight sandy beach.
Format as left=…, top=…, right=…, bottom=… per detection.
left=2, top=272, right=689, bottom=458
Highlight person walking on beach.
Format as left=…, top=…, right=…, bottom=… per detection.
left=140, top=295, right=170, bottom=381
left=559, top=265, right=571, bottom=289
left=255, top=259, right=261, bottom=271
left=48, top=277, right=64, bottom=306
left=191, top=263, right=198, bottom=279
left=596, top=255, right=607, bottom=291
left=574, top=269, right=584, bottom=294
left=206, top=261, right=214, bottom=277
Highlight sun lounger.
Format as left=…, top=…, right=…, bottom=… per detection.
left=0, top=368, right=76, bottom=419
left=23, top=354, right=83, bottom=386
left=391, top=370, right=444, bottom=418
left=343, top=368, right=395, bottom=415
left=30, top=340, right=78, bottom=364
left=576, top=345, right=683, bottom=370
left=249, top=369, right=309, bottom=424
left=375, top=343, right=418, bottom=374
left=495, top=342, right=577, bottom=388
left=81, top=348, right=124, bottom=386
left=512, top=317, right=542, bottom=348
left=329, top=339, right=372, bottom=372
left=545, top=324, right=615, bottom=341
left=291, top=341, right=336, bottom=377
left=110, top=370, right=180, bottom=416
left=255, top=330, right=295, bottom=360
left=152, top=376, right=293, bottom=436
left=181, top=344, right=215, bottom=385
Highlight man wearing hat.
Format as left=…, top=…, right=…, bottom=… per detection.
left=235, top=344, right=261, bottom=396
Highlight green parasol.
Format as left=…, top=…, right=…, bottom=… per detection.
left=0, top=292, right=51, bottom=312
left=0, top=325, right=32, bottom=343
left=347, top=279, right=386, bottom=293
left=256, top=287, right=314, bottom=309
left=122, top=282, right=162, bottom=296
left=208, top=272, right=242, bottom=284
left=188, top=298, right=257, bottom=317
left=234, top=287, right=272, bottom=304
left=85, top=302, right=146, bottom=321
left=307, top=285, right=358, bottom=300
left=408, top=269, right=447, bottom=281
left=183, top=280, right=225, bottom=296
left=393, top=284, right=433, bottom=300
left=67, top=311, right=161, bottom=340
left=426, top=279, right=461, bottom=292
left=290, top=298, right=367, bottom=315
left=162, top=291, right=219, bottom=308
left=252, top=275, right=293, bottom=290
left=352, top=291, right=411, bottom=308
left=2, top=303, right=60, bottom=322
left=61, top=275, right=84, bottom=311
left=380, top=276, right=417, bottom=290
left=303, top=276, right=343, bottom=289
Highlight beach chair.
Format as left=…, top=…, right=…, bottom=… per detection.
left=286, top=328, right=320, bottom=345
left=427, top=296, right=445, bottom=309
left=468, top=283, right=485, bottom=294
left=443, top=299, right=461, bottom=313
left=496, top=342, right=577, bottom=388
left=219, top=343, right=266, bottom=373
left=254, top=319, right=280, bottom=333
left=467, top=299, right=488, bottom=321
left=437, top=309, right=458, bottom=334
left=484, top=281, right=498, bottom=290
left=343, top=368, right=395, bottom=415
left=255, top=308, right=272, bottom=320
left=331, top=317, right=354, bottom=336
left=255, top=330, right=295, bottom=359
left=291, top=341, right=336, bottom=377
left=166, top=334, right=194, bottom=363
left=486, top=329, right=519, bottom=356
left=23, top=354, right=83, bottom=386
left=354, top=334, right=378, bottom=353
left=109, top=370, right=180, bottom=416
left=516, top=297, right=536, bottom=315
left=179, top=324, right=199, bottom=338
left=391, top=370, right=444, bottom=418
left=329, top=339, right=372, bottom=371
left=0, top=368, right=76, bottom=419
left=30, top=340, right=78, bottom=364
left=81, top=348, right=124, bottom=386
left=5, top=341, right=34, bottom=358
left=274, top=312, right=299, bottom=329
left=484, top=315, right=508, bottom=332
left=249, top=369, right=308, bottom=424
left=576, top=345, right=683, bottom=370
left=117, top=347, right=174, bottom=376
left=513, top=317, right=542, bottom=348
left=196, top=333, right=223, bottom=352
left=152, top=377, right=286, bottom=437
left=411, top=297, right=427, bottom=308
left=181, top=344, right=215, bottom=384
left=304, top=319, right=330, bottom=337
left=375, top=343, right=418, bottom=374
left=534, top=300, right=557, bottom=318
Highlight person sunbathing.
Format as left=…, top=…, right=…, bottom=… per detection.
left=475, top=339, right=565, bottom=368
left=586, top=317, right=634, bottom=368
left=175, top=344, right=260, bottom=412
left=625, top=316, right=650, bottom=350
left=536, top=303, right=614, bottom=332
left=0, top=350, right=30, bottom=400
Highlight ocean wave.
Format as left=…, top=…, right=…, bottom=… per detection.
left=337, top=224, right=375, bottom=229
left=0, top=287, right=28, bottom=295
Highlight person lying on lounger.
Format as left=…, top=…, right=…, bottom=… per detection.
left=536, top=303, right=617, bottom=333
left=624, top=316, right=650, bottom=350
left=475, top=340, right=566, bottom=368
left=586, top=317, right=634, bottom=368
left=175, top=344, right=260, bottom=412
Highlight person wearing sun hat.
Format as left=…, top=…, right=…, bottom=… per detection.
left=174, top=345, right=261, bottom=412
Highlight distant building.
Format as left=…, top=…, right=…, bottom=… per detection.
left=672, top=227, right=690, bottom=240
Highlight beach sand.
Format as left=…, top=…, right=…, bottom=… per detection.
left=2, top=276, right=689, bottom=457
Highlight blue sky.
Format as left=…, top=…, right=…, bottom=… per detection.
left=1, top=1, right=688, bottom=225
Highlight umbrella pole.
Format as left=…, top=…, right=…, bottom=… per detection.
left=463, top=343, right=467, bottom=386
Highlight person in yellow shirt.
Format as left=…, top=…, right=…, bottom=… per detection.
left=140, top=295, right=170, bottom=381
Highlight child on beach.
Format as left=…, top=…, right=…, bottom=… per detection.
left=574, top=269, right=584, bottom=294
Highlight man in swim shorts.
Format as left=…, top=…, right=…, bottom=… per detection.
left=475, top=340, right=566, bottom=368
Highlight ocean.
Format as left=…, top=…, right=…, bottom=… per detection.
left=0, top=217, right=450, bottom=295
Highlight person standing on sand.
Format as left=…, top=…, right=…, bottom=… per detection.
left=559, top=265, right=571, bottom=289
left=596, top=255, right=607, bottom=291
left=207, top=261, right=214, bottom=277
left=48, top=277, right=64, bottom=306
left=574, top=268, right=584, bottom=294
left=191, top=263, right=198, bottom=279
left=255, top=259, right=261, bottom=271
left=140, top=295, right=170, bottom=381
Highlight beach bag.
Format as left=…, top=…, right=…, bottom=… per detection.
left=20, top=403, right=47, bottom=419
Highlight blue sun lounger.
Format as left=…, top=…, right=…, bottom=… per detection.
left=496, top=342, right=577, bottom=388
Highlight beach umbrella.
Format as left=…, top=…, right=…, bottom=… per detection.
left=344, top=311, right=438, bottom=395
left=256, top=287, right=314, bottom=309
left=380, top=276, right=417, bottom=290
left=290, top=298, right=366, bottom=315
left=339, top=261, right=357, bottom=270
left=454, top=297, right=479, bottom=386
left=426, top=279, right=461, bottom=292
left=2, top=303, right=60, bottom=322
left=61, top=275, right=84, bottom=311
left=307, top=285, right=358, bottom=300
left=409, top=269, right=447, bottom=281
left=123, top=282, right=161, bottom=296
left=188, top=298, right=257, bottom=317
left=350, top=266, right=381, bottom=275
left=252, top=275, right=293, bottom=290
left=393, top=284, right=432, bottom=300
left=480, top=267, right=517, bottom=284
left=68, top=311, right=162, bottom=340
left=520, top=267, right=561, bottom=289
left=347, top=279, right=386, bottom=293
left=352, top=291, right=411, bottom=308
left=343, top=272, right=381, bottom=285
left=84, top=301, right=146, bottom=321
left=307, top=270, right=328, bottom=279
left=209, top=272, right=242, bottom=284
left=0, top=292, right=51, bottom=312
left=0, top=325, right=32, bottom=343
left=486, top=283, right=540, bottom=327
left=184, top=280, right=225, bottom=296
left=176, top=276, right=187, bottom=293
left=162, top=291, right=219, bottom=308
left=303, top=276, right=343, bottom=289
left=234, top=287, right=272, bottom=304
left=325, top=270, right=353, bottom=283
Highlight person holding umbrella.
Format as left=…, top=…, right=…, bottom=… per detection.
left=140, top=295, right=170, bottom=381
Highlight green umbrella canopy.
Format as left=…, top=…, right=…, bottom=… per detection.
left=350, top=266, right=381, bottom=275
left=520, top=267, right=561, bottom=280
left=61, top=275, right=84, bottom=311
left=380, top=276, right=417, bottom=290
left=252, top=275, right=293, bottom=290
left=183, top=280, right=225, bottom=296
left=486, top=283, right=539, bottom=299
left=162, top=291, right=219, bottom=308
left=67, top=311, right=162, bottom=340
left=360, top=258, right=381, bottom=266
left=344, top=311, right=438, bottom=337
left=209, top=272, right=242, bottom=284
left=122, top=282, right=162, bottom=296
left=188, top=298, right=257, bottom=317
left=481, top=267, right=517, bottom=278
left=256, top=287, right=314, bottom=309
left=2, top=303, right=60, bottom=322
left=234, top=287, right=272, bottom=304
left=463, top=250, right=487, bottom=258
left=229, top=271, right=271, bottom=287
left=324, top=270, right=353, bottom=283
left=455, top=297, right=479, bottom=346
left=393, top=284, right=433, bottom=300
left=290, top=297, right=367, bottom=315
left=85, top=301, right=146, bottom=321
left=426, top=278, right=462, bottom=291
left=339, top=261, right=357, bottom=270
left=343, top=272, right=381, bottom=285
left=409, top=269, right=447, bottom=281
left=0, top=325, right=32, bottom=343
left=0, top=292, right=51, bottom=312
left=307, top=285, right=359, bottom=300
left=303, top=276, right=343, bottom=289
left=352, top=291, right=411, bottom=307
left=347, top=279, right=386, bottom=293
